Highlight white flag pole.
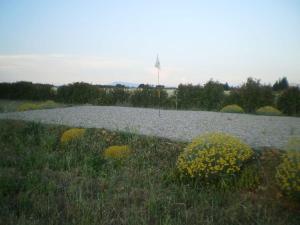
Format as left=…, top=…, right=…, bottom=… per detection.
left=155, top=54, right=161, bottom=117
left=158, top=65, right=160, bottom=117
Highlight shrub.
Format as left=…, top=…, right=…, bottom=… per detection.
left=104, top=145, right=131, bottom=159
left=275, top=150, right=300, bottom=200
left=177, top=133, right=254, bottom=181
left=220, top=104, right=244, bottom=113
left=17, top=103, right=41, bottom=111
left=60, top=128, right=85, bottom=144
left=256, top=106, right=282, bottom=116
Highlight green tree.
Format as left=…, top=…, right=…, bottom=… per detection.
left=177, top=84, right=203, bottom=109
left=201, top=80, right=224, bottom=110
left=277, top=87, right=300, bottom=116
left=273, top=77, right=289, bottom=91
left=239, top=78, right=274, bottom=113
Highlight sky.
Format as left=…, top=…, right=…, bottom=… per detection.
left=0, top=0, right=300, bottom=86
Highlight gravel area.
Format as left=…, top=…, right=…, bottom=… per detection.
left=1, top=106, right=300, bottom=149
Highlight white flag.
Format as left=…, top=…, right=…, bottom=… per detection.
left=155, top=55, right=160, bottom=69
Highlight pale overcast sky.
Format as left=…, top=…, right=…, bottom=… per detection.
left=0, top=0, right=300, bottom=86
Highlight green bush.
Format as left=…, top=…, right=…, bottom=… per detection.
left=256, top=106, right=282, bottom=116
left=220, top=104, right=244, bottom=113
left=177, top=133, right=254, bottom=182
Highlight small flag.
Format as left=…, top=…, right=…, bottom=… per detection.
left=155, top=55, right=160, bottom=69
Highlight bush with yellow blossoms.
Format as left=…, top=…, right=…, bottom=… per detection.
left=177, top=133, right=254, bottom=182
left=104, top=145, right=131, bottom=159
left=220, top=104, right=244, bottom=114
left=60, top=128, right=86, bottom=144
left=275, top=137, right=300, bottom=200
left=256, top=106, right=282, bottom=116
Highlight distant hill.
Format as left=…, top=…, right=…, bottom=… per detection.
left=108, top=81, right=139, bottom=88
left=108, top=81, right=177, bottom=89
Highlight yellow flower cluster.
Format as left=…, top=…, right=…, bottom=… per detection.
left=60, top=128, right=85, bottom=143
left=220, top=104, right=244, bottom=114
left=256, top=106, right=282, bottom=116
left=275, top=150, right=300, bottom=198
left=177, top=133, right=253, bottom=179
left=104, top=145, right=131, bottom=159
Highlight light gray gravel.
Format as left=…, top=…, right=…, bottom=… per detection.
left=1, top=106, right=300, bottom=149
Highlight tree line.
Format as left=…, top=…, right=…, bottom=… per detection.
left=0, top=77, right=299, bottom=116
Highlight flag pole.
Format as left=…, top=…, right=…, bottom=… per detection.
left=155, top=54, right=161, bottom=117
left=157, top=66, right=160, bottom=117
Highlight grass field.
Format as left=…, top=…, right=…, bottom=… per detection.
left=0, top=100, right=65, bottom=112
left=0, top=120, right=299, bottom=225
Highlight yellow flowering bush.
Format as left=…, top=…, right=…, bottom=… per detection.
left=220, top=104, right=244, bottom=113
left=60, top=128, right=86, bottom=143
left=104, top=145, right=131, bottom=159
left=177, top=133, right=254, bottom=181
left=256, top=106, right=282, bottom=116
left=275, top=151, right=300, bottom=199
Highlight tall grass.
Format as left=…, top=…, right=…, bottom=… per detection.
left=0, top=120, right=299, bottom=225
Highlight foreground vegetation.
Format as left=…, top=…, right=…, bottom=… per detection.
left=0, top=120, right=299, bottom=225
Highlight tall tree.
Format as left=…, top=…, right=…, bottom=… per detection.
left=273, top=77, right=289, bottom=91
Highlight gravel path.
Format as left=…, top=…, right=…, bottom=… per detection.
left=1, top=106, right=300, bottom=149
